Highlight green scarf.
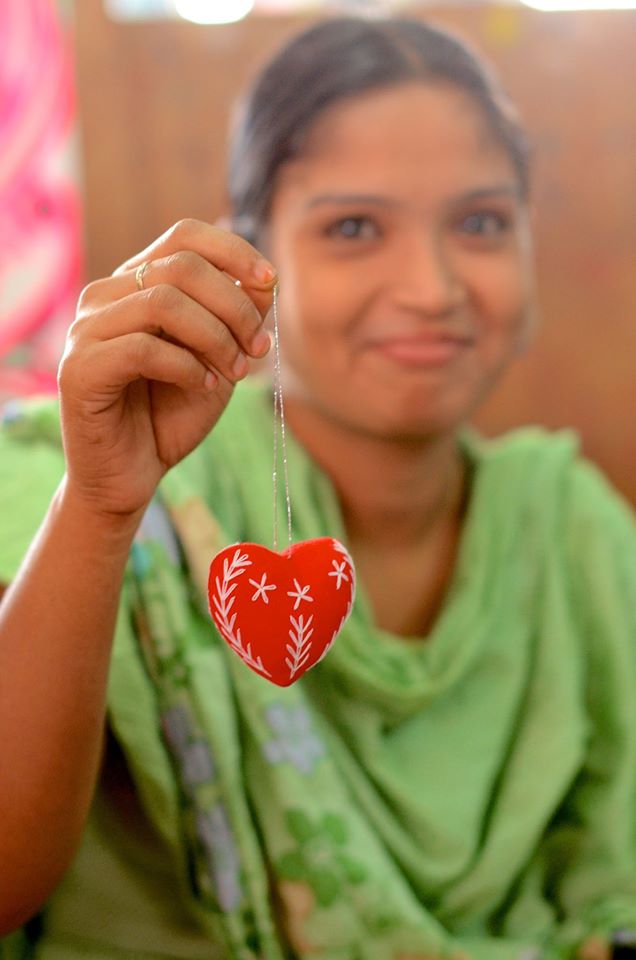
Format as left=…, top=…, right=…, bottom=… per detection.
left=2, top=380, right=636, bottom=960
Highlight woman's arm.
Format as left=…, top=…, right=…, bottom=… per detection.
left=0, top=482, right=138, bottom=934
left=0, top=219, right=276, bottom=934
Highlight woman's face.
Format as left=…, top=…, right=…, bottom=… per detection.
left=263, top=81, right=533, bottom=441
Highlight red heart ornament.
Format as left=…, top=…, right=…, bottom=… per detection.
left=208, top=537, right=356, bottom=686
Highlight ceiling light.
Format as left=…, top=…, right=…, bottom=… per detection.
left=174, top=0, right=254, bottom=24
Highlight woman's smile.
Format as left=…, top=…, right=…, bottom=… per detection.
left=362, top=328, right=476, bottom=369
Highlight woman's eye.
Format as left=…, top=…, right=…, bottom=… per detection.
left=326, top=217, right=379, bottom=240
left=458, top=211, right=511, bottom=238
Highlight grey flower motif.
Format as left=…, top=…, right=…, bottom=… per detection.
left=182, top=741, right=215, bottom=787
left=161, top=704, right=191, bottom=749
left=263, top=703, right=326, bottom=775
left=135, top=499, right=181, bottom=565
left=1, top=401, right=24, bottom=427
left=161, top=705, right=216, bottom=790
left=196, top=804, right=243, bottom=911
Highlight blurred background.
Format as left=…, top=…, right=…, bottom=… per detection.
left=2, top=0, right=635, bottom=500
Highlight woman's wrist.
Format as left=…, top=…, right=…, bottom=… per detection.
left=54, top=475, right=145, bottom=555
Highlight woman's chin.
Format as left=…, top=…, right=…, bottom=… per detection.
left=336, top=404, right=465, bottom=444
left=286, top=381, right=469, bottom=444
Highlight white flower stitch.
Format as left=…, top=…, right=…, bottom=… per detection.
left=248, top=572, right=277, bottom=604
left=287, top=578, right=314, bottom=611
left=328, top=559, right=349, bottom=590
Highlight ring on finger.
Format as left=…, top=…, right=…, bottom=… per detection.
left=135, top=260, right=151, bottom=291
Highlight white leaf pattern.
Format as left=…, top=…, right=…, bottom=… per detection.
left=212, top=549, right=272, bottom=678
left=285, top=613, right=314, bottom=680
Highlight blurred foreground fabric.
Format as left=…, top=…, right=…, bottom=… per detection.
left=0, top=0, right=82, bottom=401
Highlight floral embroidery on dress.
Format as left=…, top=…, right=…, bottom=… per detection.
left=196, top=803, right=244, bottom=912
left=130, top=541, right=152, bottom=580
left=276, top=809, right=367, bottom=907
left=136, top=498, right=182, bottom=565
left=1, top=400, right=24, bottom=427
left=161, top=704, right=216, bottom=792
left=263, top=703, right=325, bottom=775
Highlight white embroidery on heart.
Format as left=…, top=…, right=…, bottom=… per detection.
left=249, top=572, right=277, bottom=604
left=328, top=559, right=349, bottom=590
left=212, top=549, right=272, bottom=678
left=287, top=579, right=314, bottom=611
left=286, top=613, right=314, bottom=679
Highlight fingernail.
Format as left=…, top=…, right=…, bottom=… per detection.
left=233, top=353, right=249, bottom=380
left=253, top=259, right=277, bottom=285
left=205, top=370, right=217, bottom=390
left=251, top=328, right=272, bottom=357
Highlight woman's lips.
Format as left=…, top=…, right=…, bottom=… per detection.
left=367, top=334, right=472, bottom=368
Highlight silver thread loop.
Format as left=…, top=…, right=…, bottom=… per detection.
left=271, top=282, right=293, bottom=551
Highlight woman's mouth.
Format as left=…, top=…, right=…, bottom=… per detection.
left=367, top=333, right=473, bottom=368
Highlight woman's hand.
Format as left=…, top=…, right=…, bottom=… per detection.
left=57, top=219, right=276, bottom=520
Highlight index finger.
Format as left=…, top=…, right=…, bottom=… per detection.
left=114, top=218, right=278, bottom=308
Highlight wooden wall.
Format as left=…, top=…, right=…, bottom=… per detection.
left=73, top=0, right=636, bottom=503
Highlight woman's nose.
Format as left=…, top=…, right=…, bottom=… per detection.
left=389, top=234, right=466, bottom=318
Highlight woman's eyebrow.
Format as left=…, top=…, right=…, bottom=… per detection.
left=304, top=186, right=519, bottom=211
left=458, top=185, right=519, bottom=202
left=305, top=194, right=398, bottom=209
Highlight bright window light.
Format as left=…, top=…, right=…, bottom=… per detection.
left=522, top=0, right=636, bottom=8
left=105, top=0, right=174, bottom=17
left=174, top=0, right=254, bottom=22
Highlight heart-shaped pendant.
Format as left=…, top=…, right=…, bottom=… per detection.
left=208, top=537, right=355, bottom=686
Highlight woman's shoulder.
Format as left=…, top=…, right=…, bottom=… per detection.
left=465, top=424, right=578, bottom=519
left=468, top=423, right=579, bottom=473
left=467, top=424, right=634, bottom=551
left=470, top=424, right=626, bottom=503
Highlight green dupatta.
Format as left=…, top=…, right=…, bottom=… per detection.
left=2, top=380, right=636, bottom=960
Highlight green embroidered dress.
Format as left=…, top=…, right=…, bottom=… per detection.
left=2, top=378, right=636, bottom=960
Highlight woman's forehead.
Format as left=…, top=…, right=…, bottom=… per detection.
left=299, top=82, right=484, bottom=149
left=273, top=87, right=518, bottom=211
left=284, top=83, right=513, bottom=174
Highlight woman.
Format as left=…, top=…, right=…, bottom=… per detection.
left=1, top=16, right=636, bottom=960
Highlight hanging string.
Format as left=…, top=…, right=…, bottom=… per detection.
left=271, top=281, right=293, bottom=551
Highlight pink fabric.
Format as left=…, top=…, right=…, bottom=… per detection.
left=0, top=0, right=82, bottom=399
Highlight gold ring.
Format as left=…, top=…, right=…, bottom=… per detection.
left=135, top=260, right=150, bottom=290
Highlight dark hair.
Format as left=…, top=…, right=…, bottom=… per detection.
left=227, top=16, right=530, bottom=245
